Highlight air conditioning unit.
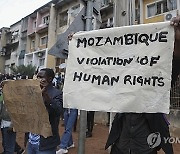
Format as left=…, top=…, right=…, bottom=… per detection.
left=37, top=52, right=44, bottom=57
left=164, top=10, right=177, bottom=21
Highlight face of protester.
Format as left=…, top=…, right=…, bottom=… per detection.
left=37, top=70, right=52, bottom=89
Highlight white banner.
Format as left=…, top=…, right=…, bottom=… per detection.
left=63, top=22, right=174, bottom=113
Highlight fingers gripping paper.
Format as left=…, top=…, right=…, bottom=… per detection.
left=3, top=80, right=52, bottom=137
left=63, top=22, right=174, bottom=113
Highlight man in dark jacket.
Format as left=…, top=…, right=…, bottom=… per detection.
left=27, top=68, right=63, bottom=154
left=105, top=16, right=180, bottom=154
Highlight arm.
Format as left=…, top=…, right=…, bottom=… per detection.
left=43, top=89, right=63, bottom=116
left=171, top=16, right=180, bottom=58
left=47, top=91, right=63, bottom=115
left=170, top=16, right=180, bottom=85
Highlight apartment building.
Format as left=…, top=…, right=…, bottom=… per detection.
left=0, top=27, right=10, bottom=73
left=0, top=0, right=88, bottom=74
left=25, top=2, right=51, bottom=71
left=0, top=20, right=22, bottom=74
left=140, top=0, right=179, bottom=23
left=0, top=0, right=179, bottom=74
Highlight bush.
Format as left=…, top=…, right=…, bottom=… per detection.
left=10, top=64, right=36, bottom=79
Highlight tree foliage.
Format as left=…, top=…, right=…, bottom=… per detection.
left=10, top=64, right=36, bottom=78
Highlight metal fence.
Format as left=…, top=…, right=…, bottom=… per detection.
left=170, top=75, right=180, bottom=109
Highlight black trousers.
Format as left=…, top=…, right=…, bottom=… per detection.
left=110, top=144, right=157, bottom=154
left=87, top=111, right=95, bottom=133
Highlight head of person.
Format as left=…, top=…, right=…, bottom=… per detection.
left=37, top=68, right=55, bottom=85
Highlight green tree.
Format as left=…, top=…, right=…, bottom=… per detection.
left=10, top=64, right=36, bottom=79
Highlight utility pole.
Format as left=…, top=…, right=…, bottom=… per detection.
left=78, top=0, right=94, bottom=154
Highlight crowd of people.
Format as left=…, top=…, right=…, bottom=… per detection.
left=0, top=16, right=180, bottom=154
left=0, top=70, right=96, bottom=154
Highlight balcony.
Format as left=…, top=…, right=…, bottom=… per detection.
left=36, top=23, right=49, bottom=33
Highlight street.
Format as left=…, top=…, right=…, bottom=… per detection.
left=0, top=119, right=179, bottom=154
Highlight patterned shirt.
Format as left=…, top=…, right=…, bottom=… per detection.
left=28, top=133, right=40, bottom=145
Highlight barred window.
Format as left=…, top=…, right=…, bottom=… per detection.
left=59, top=11, right=68, bottom=27
left=170, top=76, right=180, bottom=109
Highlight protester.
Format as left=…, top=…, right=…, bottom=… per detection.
left=0, top=85, right=16, bottom=154
left=26, top=68, right=63, bottom=154
left=56, top=108, right=78, bottom=154
left=106, top=112, right=110, bottom=127
left=105, top=16, right=180, bottom=154
left=86, top=111, right=95, bottom=138
left=0, top=75, right=25, bottom=154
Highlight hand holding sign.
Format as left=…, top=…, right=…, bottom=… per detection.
left=2, top=80, right=52, bottom=137
left=171, top=15, right=180, bottom=58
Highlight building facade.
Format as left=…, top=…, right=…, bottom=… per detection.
left=0, top=0, right=179, bottom=74
left=142, top=0, right=178, bottom=24
left=0, top=0, right=114, bottom=74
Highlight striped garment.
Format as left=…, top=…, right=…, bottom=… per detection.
left=28, top=133, right=40, bottom=145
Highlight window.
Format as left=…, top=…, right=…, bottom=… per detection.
left=40, top=36, right=48, bottom=45
left=102, top=0, right=112, bottom=6
left=70, top=4, right=80, bottom=17
left=108, top=17, right=114, bottom=27
left=147, top=0, right=170, bottom=18
left=147, top=3, right=156, bottom=17
left=100, top=17, right=114, bottom=29
left=11, top=63, right=15, bottom=68
left=42, top=15, right=50, bottom=24
left=156, top=0, right=168, bottom=14
left=168, top=0, right=177, bottom=10
left=59, top=11, right=68, bottom=27
left=170, top=76, right=180, bottom=109
left=33, top=21, right=36, bottom=29
left=31, top=40, right=35, bottom=49
left=39, top=58, right=45, bottom=66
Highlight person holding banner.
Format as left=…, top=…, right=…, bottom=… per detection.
left=105, top=16, right=180, bottom=154
left=26, top=68, right=63, bottom=154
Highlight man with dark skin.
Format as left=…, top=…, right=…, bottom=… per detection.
left=105, top=16, right=180, bottom=154
left=0, top=68, right=63, bottom=154
left=26, top=68, right=63, bottom=154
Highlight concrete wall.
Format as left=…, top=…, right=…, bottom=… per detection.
left=94, top=111, right=109, bottom=125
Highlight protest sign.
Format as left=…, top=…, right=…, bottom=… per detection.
left=2, top=80, right=52, bottom=137
left=63, top=22, right=174, bottom=113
